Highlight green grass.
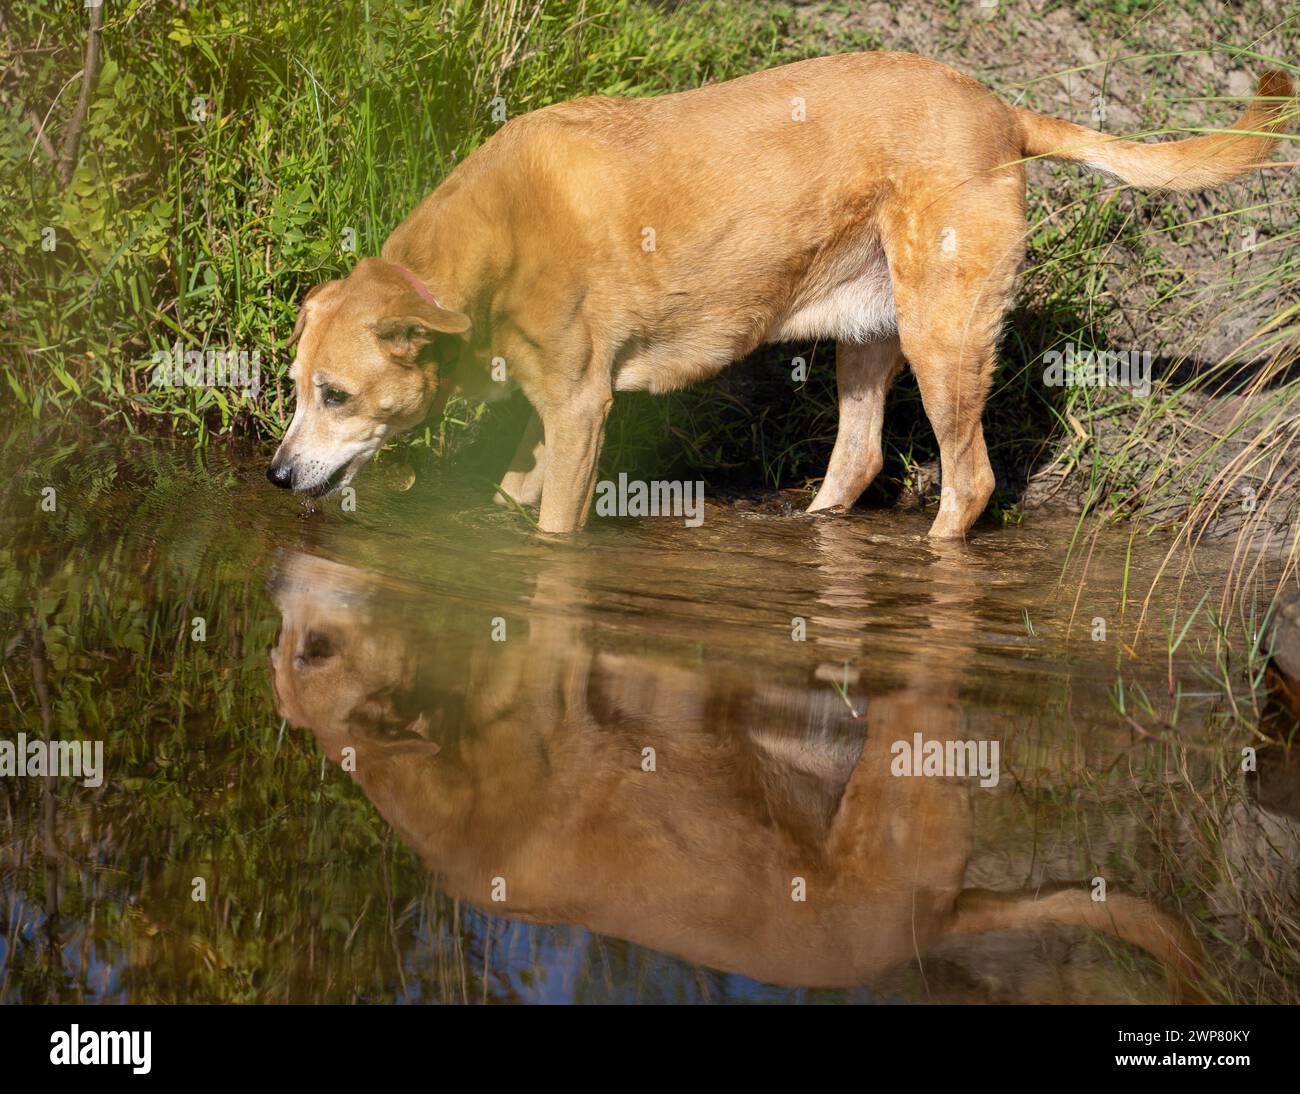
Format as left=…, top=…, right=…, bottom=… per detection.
left=0, top=0, right=806, bottom=439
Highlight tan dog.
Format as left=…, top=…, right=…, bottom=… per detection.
left=268, top=548, right=1207, bottom=1000
left=268, top=52, right=1291, bottom=536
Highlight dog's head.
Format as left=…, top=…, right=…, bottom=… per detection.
left=267, top=257, right=470, bottom=496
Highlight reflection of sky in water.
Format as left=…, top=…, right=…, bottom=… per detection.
left=2, top=891, right=122, bottom=1002
left=408, top=913, right=884, bottom=1004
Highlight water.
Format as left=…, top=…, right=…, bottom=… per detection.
left=1, top=433, right=1296, bottom=1003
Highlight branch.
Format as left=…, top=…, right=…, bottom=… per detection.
left=27, top=109, right=56, bottom=163
left=55, top=1, right=105, bottom=186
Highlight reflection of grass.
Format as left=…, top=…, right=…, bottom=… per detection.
left=1059, top=513, right=1297, bottom=1002
left=989, top=531, right=1300, bottom=1004
left=974, top=679, right=1300, bottom=1004
left=1099, top=603, right=1299, bottom=1003
left=1087, top=740, right=1298, bottom=1005
left=828, top=661, right=864, bottom=719
left=0, top=436, right=424, bottom=1001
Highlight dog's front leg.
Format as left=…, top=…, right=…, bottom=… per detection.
left=495, top=409, right=547, bottom=507
left=536, top=385, right=613, bottom=534
left=809, top=337, right=905, bottom=512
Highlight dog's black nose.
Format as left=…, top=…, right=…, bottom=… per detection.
left=267, top=461, right=294, bottom=489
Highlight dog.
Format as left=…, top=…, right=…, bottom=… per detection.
left=267, top=52, right=1291, bottom=537
left=267, top=544, right=1207, bottom=1000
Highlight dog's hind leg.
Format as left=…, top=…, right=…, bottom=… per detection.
left=808, top=336, right=904, bottom=512
left=883, top=178, right=1024, bottom=538
left=495, top=409, right=547, bottom=507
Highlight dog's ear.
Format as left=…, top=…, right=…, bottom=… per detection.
left=372, top=294, right=471, bottom=364
left=286, top=281, right=341, bottom=348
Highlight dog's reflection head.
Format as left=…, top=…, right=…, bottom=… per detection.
left=267, top=553, right=453, bottom=761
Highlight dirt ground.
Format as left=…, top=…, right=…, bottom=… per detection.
left=767, top=1, right=1298, bottom=531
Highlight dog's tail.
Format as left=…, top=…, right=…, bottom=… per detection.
left=952, top=884, right=1208, bottom=1003
left=1013, top=71, right=1293, bottom=191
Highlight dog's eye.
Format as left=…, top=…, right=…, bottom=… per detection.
left=303, top=630, right=334, bottom=661
left=323, top=387, right=351, bottom=407
left=294, top=629, right=335, bottom=669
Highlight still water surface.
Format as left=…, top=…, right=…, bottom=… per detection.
left=1, top=436, right=1295, bottom=1002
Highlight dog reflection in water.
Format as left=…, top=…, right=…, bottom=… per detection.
left=267, top=550, right=1205, bottom=1001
